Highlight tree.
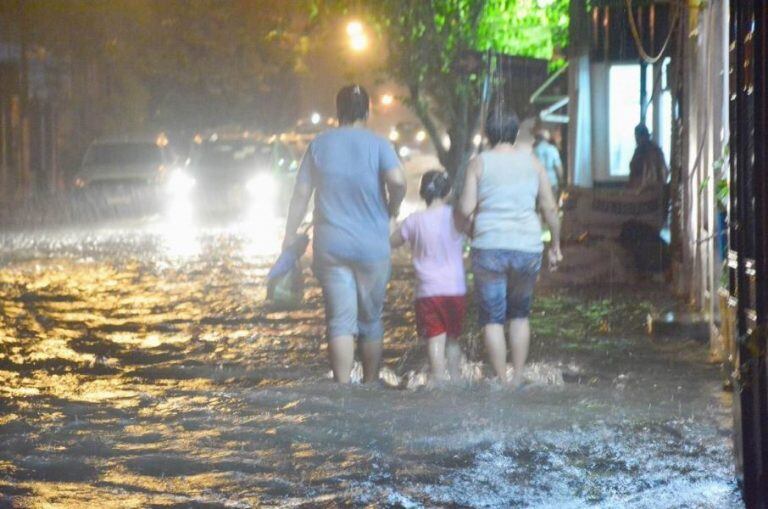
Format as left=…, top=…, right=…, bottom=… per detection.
left=368, top=0, right=569, bottom=179
left=137, top=0, right=306, bottom=131
left=19, top=1, right=157, bottom=171
left=22, top=1, right=314, bottom=147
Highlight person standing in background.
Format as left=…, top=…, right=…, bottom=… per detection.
left=627, top=123, right=669, bottom=192
left=533, top=128, right=563, bottom=198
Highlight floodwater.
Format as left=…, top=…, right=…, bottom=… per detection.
left=0, top=218, right=741, bottom=508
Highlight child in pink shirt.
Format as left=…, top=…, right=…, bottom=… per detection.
left=391, top=170, right=466, bottom=383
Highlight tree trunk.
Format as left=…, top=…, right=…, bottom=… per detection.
left=407, top=82, right=480, bottom=195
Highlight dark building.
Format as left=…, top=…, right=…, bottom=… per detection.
left=0, top=40, right=61, bottom=203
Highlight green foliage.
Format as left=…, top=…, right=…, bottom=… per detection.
left=531, top=294, right=656, bottom=351
left=22, top=0, right=569, bottom=175
left=367, top=0, right=569, bottom=178
left=699, top=144, right=730, bottom=212
left=477, top=0, right=570, bottom=61
left=714, top=144, right=730, bottom=211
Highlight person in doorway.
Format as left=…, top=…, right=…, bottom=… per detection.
left=458, top=108, right=562, bottom=388
left=390, top=170, right=466, bottom=384
left=627, top=124, right=669, bottom=192
left=533, top=128, right=563, bottom=197
left=282, top=84, right=406, bottom=384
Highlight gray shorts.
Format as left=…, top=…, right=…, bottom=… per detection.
left=313, top=256, right=391, bottom=342
left=471, top=248, right=542, bottom=325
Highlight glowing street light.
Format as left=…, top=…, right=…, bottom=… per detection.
left=380, top=93, right=394, bottom=106
left=310, top=112, right=321, bottom=125
left=346, top=20, right=369, bottom=52
left=349, top=33, right=368, bottom=52
left=346, top=21, right=364, bottom=37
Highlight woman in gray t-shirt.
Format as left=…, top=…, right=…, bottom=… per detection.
left=282, top=85, right=406, bottom=384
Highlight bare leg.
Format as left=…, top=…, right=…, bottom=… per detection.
left=329, top=335, right=355, bottom=383
left=360, top=340, right=382, bottom=383
left=484, top=323, right=507, bottom=383
left=427, top=333, right=447, bottom=381
left=445, top=337, right=462, bottom=382
left=508, top=318, right=530, bottom=387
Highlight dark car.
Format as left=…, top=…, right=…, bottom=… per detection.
left=73, top=133, right=178, bottom=215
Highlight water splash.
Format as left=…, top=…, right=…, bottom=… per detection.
left=0, top=225, right=738, bottom=508
left=329, top=359, right=565, bottom=390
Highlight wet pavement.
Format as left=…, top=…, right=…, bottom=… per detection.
left=0, top=218, right=741, bottom=508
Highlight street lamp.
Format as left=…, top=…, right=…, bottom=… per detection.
left=346, top=20, right=368, bottom=52
left=346, top=21, right=363, bottom=37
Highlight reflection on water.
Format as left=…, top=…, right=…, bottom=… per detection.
left=0, top=224, right=740, bottom=507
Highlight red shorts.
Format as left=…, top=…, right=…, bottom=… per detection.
left=415, top=296, right=466, bottom=339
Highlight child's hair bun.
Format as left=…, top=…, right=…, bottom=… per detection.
left=419, top=170, right=451, bottom=205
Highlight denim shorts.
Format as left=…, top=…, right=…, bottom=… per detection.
left=313, top=255, right=391, bottom=342
left=471, top=248, right=542, bottom=325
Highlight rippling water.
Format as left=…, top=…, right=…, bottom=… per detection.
left=0, top=222, right=741, bottom=507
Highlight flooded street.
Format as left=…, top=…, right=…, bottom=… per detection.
left=0, top=220, right=740, bottom=508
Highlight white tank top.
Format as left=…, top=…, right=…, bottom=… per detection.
left=471, top=150, right=543, bottom=253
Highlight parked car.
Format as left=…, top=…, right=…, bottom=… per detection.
left=170, top=132, right=299, bottom=218
left=73, top=133, right=178, bottom=214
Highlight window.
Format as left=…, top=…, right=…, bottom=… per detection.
left=606, top=60, right=672, bottom=179
left=658, top=58, right=673, bottom=167
left=608, top=65, right=641, bottom=177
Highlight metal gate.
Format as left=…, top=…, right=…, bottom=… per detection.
left=729, top=0, right=768, bottom=506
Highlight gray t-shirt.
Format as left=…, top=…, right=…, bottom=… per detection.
left=472, top=151, right=543, bottom=254
left=298, top=127, right=400, bottom=263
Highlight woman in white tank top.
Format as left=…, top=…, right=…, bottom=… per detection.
left=458, top=109, right=562, bottom=387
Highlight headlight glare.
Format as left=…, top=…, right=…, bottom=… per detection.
left=167, top=169, right=196, bottom=195
left=246, top=172, right=277, bottom=197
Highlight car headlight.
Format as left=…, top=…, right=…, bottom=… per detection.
left=246, top=172, right=277, bottom=197
left=166, top=169, right=196, bottom=195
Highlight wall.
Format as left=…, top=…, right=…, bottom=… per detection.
left=679, top=0, right=730, bottom=343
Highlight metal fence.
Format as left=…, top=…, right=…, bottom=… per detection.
left=728, top=1, right=768, bottom=506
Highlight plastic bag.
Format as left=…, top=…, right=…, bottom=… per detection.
left=266, top=262, right=304, bottom=309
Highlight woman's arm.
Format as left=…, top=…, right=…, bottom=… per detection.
left=283, top=150, right=315, bottom=250
left=283, top=177, right=313, bottom=250
left=383, top=166, right=407, bottom=218
left=456, top=156, right=481, bottom=233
